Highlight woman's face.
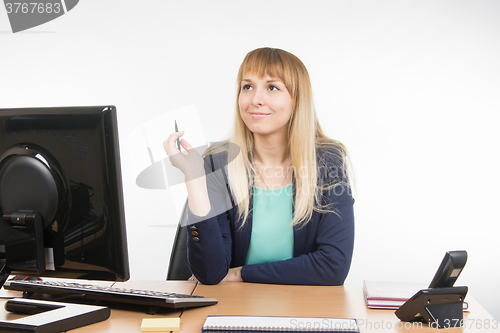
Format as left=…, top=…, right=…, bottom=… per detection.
left=239, top=74, right=293, bottom=138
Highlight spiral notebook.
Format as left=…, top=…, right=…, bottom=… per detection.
left=202, top=315, right=359, bottom=332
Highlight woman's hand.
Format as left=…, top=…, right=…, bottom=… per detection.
left=221, top=267, right=243, bottom=282
left=164, top=131, right=210, bottom=216
left=188, top=267, right=243, bottom=284
left=163, top=131, right=205, bottom=181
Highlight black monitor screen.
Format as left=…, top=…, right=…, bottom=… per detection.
left=0, top=106, right=129, bottom=282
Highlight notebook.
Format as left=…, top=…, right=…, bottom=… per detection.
left=202, top=315, right=359, bottom=332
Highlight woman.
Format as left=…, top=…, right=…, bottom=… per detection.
left=164, top=47, right=354, bottom=285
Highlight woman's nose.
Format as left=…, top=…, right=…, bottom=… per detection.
left=251, top=88, right=265, bottom=107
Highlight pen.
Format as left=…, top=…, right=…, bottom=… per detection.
left=175, top=120, right=181, bottom=151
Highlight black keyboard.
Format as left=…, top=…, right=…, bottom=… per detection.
left=3, top=280, right=218, bottom=309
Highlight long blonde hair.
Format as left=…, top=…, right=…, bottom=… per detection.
left=207, top=47, right=352, bottom=227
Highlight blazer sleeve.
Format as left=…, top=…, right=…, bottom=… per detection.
left=185, top=154, right=235, bottom=285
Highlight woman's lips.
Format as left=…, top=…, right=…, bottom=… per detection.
left=250, top=113, right=270, bottom=119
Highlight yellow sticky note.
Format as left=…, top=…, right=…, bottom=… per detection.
left=141, top=318, right=180, bottom=332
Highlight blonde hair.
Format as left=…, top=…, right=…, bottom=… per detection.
left=207, top=47, right=352, bottom=227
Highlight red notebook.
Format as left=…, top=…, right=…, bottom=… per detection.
left=363, top=280, right=469, bottom=310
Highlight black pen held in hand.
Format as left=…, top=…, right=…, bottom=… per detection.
left=175, top=120, right=181, bottom=151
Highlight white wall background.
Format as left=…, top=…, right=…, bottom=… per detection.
left=1, top=0, right=499, bottom=321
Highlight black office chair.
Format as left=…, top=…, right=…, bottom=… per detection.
left=166, top=201, right=192, bottom=280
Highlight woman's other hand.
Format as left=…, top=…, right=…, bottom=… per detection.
left=221, top=267, right=243, bottom=282
left=188, top=268, right=242, bottom=283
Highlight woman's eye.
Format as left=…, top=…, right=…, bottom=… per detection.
left=242, top=84, right=252, bottom=90
left=269, top=85, right=279, bottom=91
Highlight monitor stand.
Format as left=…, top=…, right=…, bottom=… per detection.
left=0, top=211, right=46, bottom=291
left=0, top=298, right=110, bottom=332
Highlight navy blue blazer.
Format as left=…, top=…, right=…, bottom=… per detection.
left=186, top=148, right=355, bottom=285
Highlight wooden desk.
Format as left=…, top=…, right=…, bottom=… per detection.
left=181, top=282, right=498, bottom=333
left=1, top=281, right=497, bottom=332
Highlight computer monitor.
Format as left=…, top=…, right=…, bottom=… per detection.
left=0, top=106, right=129, bottom=287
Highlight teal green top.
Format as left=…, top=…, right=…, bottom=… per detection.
left=245, top=184, right=294, bottom=265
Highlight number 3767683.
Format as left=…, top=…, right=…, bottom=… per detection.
left=5, top=2, right=62, bottom=14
